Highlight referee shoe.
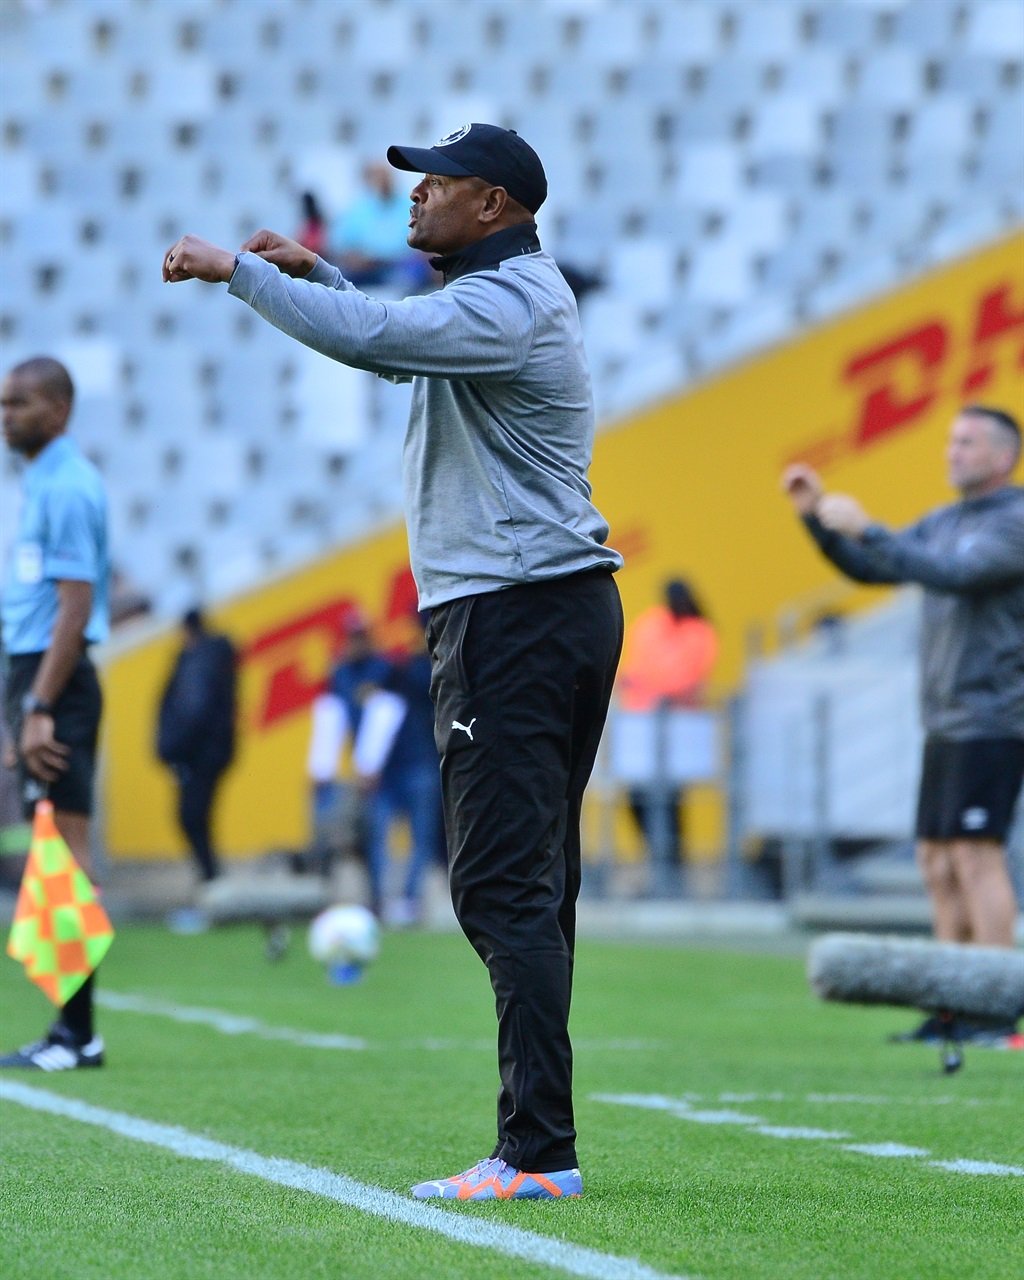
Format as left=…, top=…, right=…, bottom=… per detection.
left=0, top=1024, right=105, bottom=1071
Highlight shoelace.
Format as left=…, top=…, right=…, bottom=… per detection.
left=463, top=1158, right=502, bottom=1182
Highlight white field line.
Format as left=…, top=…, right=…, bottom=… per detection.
left=0, top=1082, right=692, bottom=1280
left=719, top=1092, right=991, bottom=1108
left=95, top=991, right=657, bottom=1054
left=591, top=1093, right=1024, bottom=1178
left=96, top=991, right=369, bottom=1050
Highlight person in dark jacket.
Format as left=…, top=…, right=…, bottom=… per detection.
left=783, top=404, right=1024, bottom=1045
left=157, top=608, right=237, bottom=882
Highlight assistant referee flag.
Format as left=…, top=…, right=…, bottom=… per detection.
left=7, top=800, right=113, bottom=1004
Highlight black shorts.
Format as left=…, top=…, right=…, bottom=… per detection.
left=2, top=651, right=103, bottom=819
left=915, top=736, right=1024, bottom=842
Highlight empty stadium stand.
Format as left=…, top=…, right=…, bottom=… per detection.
left=1, top=0, right=1021, bottom=615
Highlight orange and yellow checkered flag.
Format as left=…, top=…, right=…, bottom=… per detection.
left=6, top=800, right=114, bottom=1005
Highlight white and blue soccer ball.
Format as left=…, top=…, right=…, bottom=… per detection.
left=308, top=904, right=381, bottom=970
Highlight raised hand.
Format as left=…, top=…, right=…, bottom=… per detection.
left=163, top=235, right=236, bottom=284
left=781, top=463, right=824, bottom=516
left=238, top=229, right=317, bottom=278
left=817, top=493, right=871, bottom=537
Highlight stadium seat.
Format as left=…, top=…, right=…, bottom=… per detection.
left=573, top=6, right=647, bottom=66
left=345, top=9, right=418, bottom=69
left=687, top=238, right=757, bottom=305
left=890, top=0, right=963, bottom=51
left=675, top=143, right=744, bottom=207
left=937, top=52, right=1010, bottom=102
left=692, top=294, right=794, bottom=370
left=850, top=48, right=927, bottom=108
left=776, top=48, right=849, bottom=106
left=746, top=95, right=823, bottom=156
left=926, top=201, right=1009, bottom=261
left=730, top=2, right=803, bottom=58
left=965, top=0, right=1024, bottom=57
left=803, top=250, right=901, bottom=319
left=904, top=97, right=977, bottom=157
left=811, top=3, right=881, bottom=51
left=651, top=2, right=722, bottom=62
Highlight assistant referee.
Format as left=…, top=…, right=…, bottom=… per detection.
left=1, top=356, right=110, bottom=1071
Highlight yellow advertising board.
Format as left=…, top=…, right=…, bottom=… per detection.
left=100, top=234, right=1024, bottom=860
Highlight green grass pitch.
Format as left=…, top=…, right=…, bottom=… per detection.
left=1, top=924, right=1021, bottom=1280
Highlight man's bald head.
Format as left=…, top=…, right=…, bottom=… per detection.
left=1, top=356, right=75, bottom=459
left=11, top=356, right=75, bottom=407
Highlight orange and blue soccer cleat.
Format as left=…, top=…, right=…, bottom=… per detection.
left=411, top=1157, right=582, bottom=1200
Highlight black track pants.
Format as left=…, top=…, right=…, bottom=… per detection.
left=426, top=569, right=623, bottom=1172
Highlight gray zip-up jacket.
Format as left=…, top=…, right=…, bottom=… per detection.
left=804, top=485, right=1024, bottom=740
left=228, top=224, right=622, bottom=608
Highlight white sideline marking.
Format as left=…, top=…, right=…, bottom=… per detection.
left=930, top=1159, right=1024, bottom=1177
left=754, top=1126, right=850, bottom=1141
left=843, top=1143, right=930, bottom=1159
left=96, top=992, right=657, bottom=1055
left=723, top=1092, right=987, bottom=1108
left=592, top=1094, right=1024, bottom=1178
left=97, top=991, right=368, bottom=1050
left=1, top=1082, right=693, bottom=1280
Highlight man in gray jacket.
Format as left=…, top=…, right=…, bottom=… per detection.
left=783, top=405, right=1024, bottom=1043
left=163, top=124, right=623, bottom=1197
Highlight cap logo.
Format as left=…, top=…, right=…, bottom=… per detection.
left=435, top=124, right=471, bottom=146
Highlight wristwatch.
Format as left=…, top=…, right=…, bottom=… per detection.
left=21, top=693, right=55, bottom=717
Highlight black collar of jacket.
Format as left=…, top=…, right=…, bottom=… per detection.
left=431, top=222, right=541, bottom=284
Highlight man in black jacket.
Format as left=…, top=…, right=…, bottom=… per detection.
left=157, top=608, right=237, bottom=882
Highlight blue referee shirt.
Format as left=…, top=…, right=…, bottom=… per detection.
left=2, top=434, right=110, bottom=654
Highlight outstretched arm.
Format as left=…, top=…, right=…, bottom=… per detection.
left=848, top=515, right=1024, bottom=592
left=781, top=464, right=902, bottom=585
left=163, top=229, right=319, bottom=284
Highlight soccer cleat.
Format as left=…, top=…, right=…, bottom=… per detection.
left=411, top=1157, right=582, bottom=1200
left=0, top=1025, right=104, bottom=1071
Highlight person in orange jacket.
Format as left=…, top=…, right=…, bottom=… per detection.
left=618, top=579, right=718, bottom=869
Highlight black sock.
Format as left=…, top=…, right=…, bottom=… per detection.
left=59, top=972, right=95, bottom=1043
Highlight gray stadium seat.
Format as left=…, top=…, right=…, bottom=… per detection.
left=650, top=2, right=722, bottom=62
left=730, top=2, right=803, bottom=58
left=965, top=0, right=1024, bottom=57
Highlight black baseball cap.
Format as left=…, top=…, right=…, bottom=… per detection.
left=387, top=123, right=547, bottom=215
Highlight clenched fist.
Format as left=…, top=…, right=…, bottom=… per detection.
left=163, top=235, right=236, bottom=284
left=781, top=463, right=824, bottom=516
left=238, top=229, right=317, bottom=278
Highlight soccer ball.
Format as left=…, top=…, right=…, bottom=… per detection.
left=308, top=904, right=380, bottom=970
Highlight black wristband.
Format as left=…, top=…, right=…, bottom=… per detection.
left=22, top=693, right=55, bottom=717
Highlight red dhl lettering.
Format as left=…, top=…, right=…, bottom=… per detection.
left=241, top=598, right=357, bottom=730
left=239, top=566, right=418, bottom=731
left=845, top=320, right=948, bottom=448
left=785, top=273, right=1024, bottom=470
left=960, top=282, right=1024, bottom=395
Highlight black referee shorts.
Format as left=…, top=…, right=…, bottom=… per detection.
left=915, top=736, right=1024, bottom=842
left=3, top=651, right=103, bottom=818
